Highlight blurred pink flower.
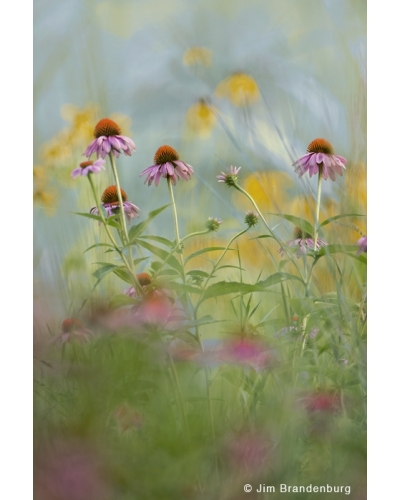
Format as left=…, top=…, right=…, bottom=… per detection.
left=34, top=441, right=110, bottom=500
left=293, top=138, right=347, bottom=181
left=302, top=391, right=340, bottom=414
left=84, top=118, right=135, bottom=159
left=131, top=293, right=186, bottom=330
left=225, top=431, right=271, bottom=472
left=218, top=338, right=274, bottom=371
left=51, top=318, right=93, bottom=345
left=357, top=235, right=367, bottom=256
left=278, top=227, right=327, bottom=258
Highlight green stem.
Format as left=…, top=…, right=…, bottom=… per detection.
left=158, top=332, right=189, bottom=434
left=108, top=153, right=130, bottom=245
left=233, top=182, right=306, bottom=284
left=167, top=177, right=187, bottom=282
left=194, top=229, right=248, bottom=316
left=108, top=153, right=142, bottom=293
left=152, top=229, right=210, bottom=281
left=314, top=168, right=323, bottom=251
left=88, top=175, right=142, bottom=293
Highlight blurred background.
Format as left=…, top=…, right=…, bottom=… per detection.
left=34, top=0, right=366, bottom=316
left=33, top=3, right=367, bottom=498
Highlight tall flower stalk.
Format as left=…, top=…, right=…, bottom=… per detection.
left=87, top=175, right=139, bottom=289
left=167, top=177, right=183, bottom=264
left=313, top=169, right=323, bottom=250
left=292, top=138, right=347, bottom=250
left=217, top=166, right=305, bottom=281
left=109, top=153, right=130, bottom=246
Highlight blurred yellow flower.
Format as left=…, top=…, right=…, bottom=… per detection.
left=288, top=195, right=315, bottom=224
left=215, top=73, right=260, bottom=107
left=183, top=47, right=212, bottom=67
left=61, top=103, right=99, bottom=141
left=344, top=161, right=367, bottom=211
left=233, top=171, right=295, bottom=213
left=186, top=99, right=217, bottom=138
left=33, top=187, right=58, bottom=216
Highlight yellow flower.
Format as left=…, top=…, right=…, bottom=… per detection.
left=344, top=161, right=367, bottom=211
left=186, top=99, right=217, bottom=138
left=233, top=171, right=295, bottom=213
left=215, top=73, right=259, bottom=107
left=288, top=195, right=315, bottom=223
left=183, top=47, right=212, bottom=67
left=33, top=187, right=58, bottom=216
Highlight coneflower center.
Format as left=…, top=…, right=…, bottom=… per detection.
left=101, top=185, right=128, bottom=204
left=80, top=160, right=94, bottom=168
left=307, top=138, right=334, bottom=155
left=154, top=145, right=179, bottom=165
left=137, top=273, right=152, bottom=286
left=294, top=227, right=312, bottom=240
left=94, top=118, right=121, bottom=138
left=62, top=318, right=82, bottom=333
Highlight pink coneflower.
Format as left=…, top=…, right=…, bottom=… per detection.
left=71, top=159, right=105, bottom=178
left=302, top=391, right=340, bottom=414
left=51, top=318, right=93, bottom=345
left=219, top=338, right=274, bottom=372
left=90, top=185, right=140, bottom=222
left=278, top=227, right=327, bottom=258
left=131, top=293, right=185, bottom=330
left=293, top=138, right=347, bottom=181
left=140, top=145, right=194, bottom=186
left=217, top=165, right=241, bottom=186
left=84, top=118, right=136, bottom=159
left=357, top=235, right=367, bottom=256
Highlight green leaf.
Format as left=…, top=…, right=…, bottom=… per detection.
left=135, top=239, right=182, bottom=274
left=316, top=244, right=358, bottom=256
left=92, top=262, right=134, bottom=285
left=108, top=294, right=138, bottom=309
left=269, top=213, right=314, bottom=235
left=112, top=267, right=133, bottom=284
left=217, top=265, right=245, bottom=271
left=200, top=282, right=265, bottom=301
left=257, top=272, right=304, bottom=287
left=138, top=235, right=175, bottom=248
left=183, top=315, right=220, bottom=328
left=166, top=282, right=202, bottom=295
left=185, top=246, right=232, bottom=263
left=187, top=270, right=210, bottom=278
left=84, top=243, right=115, bottom=253
left=134, top=256, right=149, bottom=265
left=199, top=273, right=304, bottom=303
left=315, top=245, right=367, bottom=264
left=319, top=213, right=365, bottom=228
left=72, top=212, right=120, bottom=228
left=156, top=269, right=181, bottom=277
left=92, top=262, right=119, bottom=281
left=251, top=234, right=274, bottom=240
left=128, top=204, right=170, bottom=241
left=278, top=259, right=290, bottom=270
